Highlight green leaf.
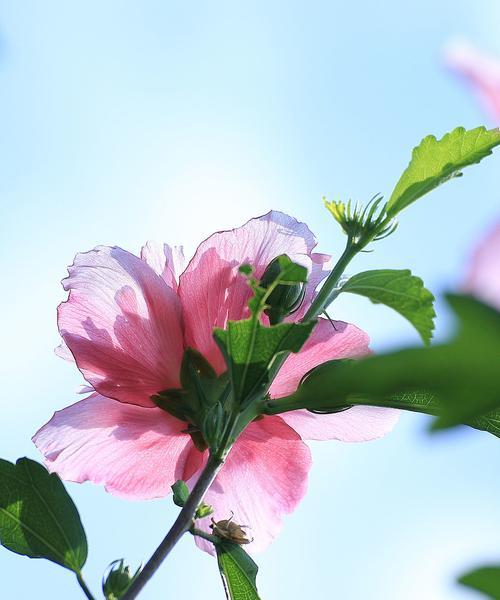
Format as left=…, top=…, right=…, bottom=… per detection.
left=0, top=457, right=87, bottom=572
left=214, top=257, right=315, bottom=408
left=216, top=541, right=260, bottom=600
left=387, top=126, right=500, bottom=216
left=340, top=269, right=435, bottom=344
left=459, top=566, right=500, bottom=599
left=215, top=319, right=315, bottom=408
left=265, top=294, right=500, bottom=435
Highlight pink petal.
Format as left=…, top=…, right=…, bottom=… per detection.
left=55, top=339, right=75, bottom=362
left=58, top=246, right=184, bottom=407
left=184, top=416, right=311, bottom=554
left=289, top=252, right=331, bottom=321
left=179, top=211, right=323, bottom=372
left=277, top=406, right=400, bottom=442
left=33, top=393, right=192, bottom=500
left=270, top=318, right=399, bottom=441
left=464, top=222, right=500, bottom=310
left=269, top=318, right=370, bottom=398
left=140, top=241, right=186, bottom=291
left=444, top=41, right=500, bottom=121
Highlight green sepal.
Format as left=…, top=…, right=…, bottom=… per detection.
left=152, top=349, right=231, bottom=450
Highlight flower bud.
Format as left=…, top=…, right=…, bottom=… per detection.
left=102, top=559, right=141, bottom=600
left=171, top=480, right=190, bottom=507
left=260, top=255, right=306, bottom=324
left=195, top=502, right=214, bottom=519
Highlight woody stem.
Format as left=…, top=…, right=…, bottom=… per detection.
left=121, top=452, right=225, bottom=599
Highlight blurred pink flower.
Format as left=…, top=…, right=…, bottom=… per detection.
left=444, top=40, right=500, bottom=122
left=33, top=211, right=398, bottom=553
left=464, top=222, right=500, bottom=310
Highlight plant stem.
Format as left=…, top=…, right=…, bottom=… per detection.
left=303, top=238, right=359, bottom=321
left=121, top=453, right=225, bottom=599
left=190, top=526, right=220, bottom=545
left=76, top=572, right=96, bottom=600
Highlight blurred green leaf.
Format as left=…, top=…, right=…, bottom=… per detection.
left=340, top=269, right=435, bottom=344
left=216, top=541, right=260, bottom=600
left=459, top=566, right=500, bottom=599
left=0, top=457, right=87, bottom=572
left=265, top=294, right=500, bottom=435
left=387, top=126, right=500, bottom=216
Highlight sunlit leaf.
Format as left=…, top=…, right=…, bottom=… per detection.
left=340, top=269, right=435, bottom=344
left=387, top=126, right=500, bottom=216
left=216, top=541, right=260, bottom=600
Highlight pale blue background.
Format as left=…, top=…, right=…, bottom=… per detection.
left=1, top=2, right=500, bottom=599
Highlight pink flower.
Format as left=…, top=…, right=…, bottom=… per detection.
left=444, top=41, right=500, bottom=122
left=464, top=221, right=500, bottom=310
left=33, top=211, right=398, bottom=553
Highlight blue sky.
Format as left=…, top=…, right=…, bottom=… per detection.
left=1, top=1, right=500, bottom=598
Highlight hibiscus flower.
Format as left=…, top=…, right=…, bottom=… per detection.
left=464, top=221, right=500, bottom=310
left=33, top=211, right=398, bottom=553
left=444, top=40, right=500, bottom=122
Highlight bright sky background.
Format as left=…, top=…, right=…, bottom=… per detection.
left=1, top=2, right=500, bottom=599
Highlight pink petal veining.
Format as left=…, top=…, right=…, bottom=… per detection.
left=58, top=246, right=184, bottom=407
left=33, top=394, right=192, bottom=499
left=184, top=416, right=311, bottom=554
left=178, top=211, right=324, bottom=372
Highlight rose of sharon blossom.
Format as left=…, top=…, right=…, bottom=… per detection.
left=444, top=40, right=500, bottom=122
left=33, top=211, right=398, bottom=553
left=464, top=221, right=500, bottom=310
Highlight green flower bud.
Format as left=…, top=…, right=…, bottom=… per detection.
left=195, top=502, right=214, bottom=519
left=171, top=480, right=190, bottom=507
left=102, top=559, right=141, bottom=600
left=260, top=255, right=306, bottom=324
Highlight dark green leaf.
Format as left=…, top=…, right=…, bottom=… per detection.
left=387, top=126, right=500, bottom=216
left=0, top=457, right=87, bottom=572
left=216, top=541, right=260, bottom=600
left=265, top=294, right=500, bottom=435
left=459, top=566, right=500, bottom=599
left=340, top=269, right=435, bottom=344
